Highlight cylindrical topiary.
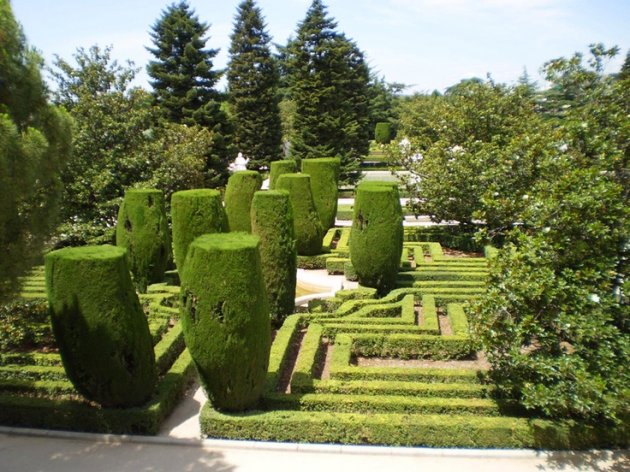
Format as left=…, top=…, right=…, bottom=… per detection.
left=251, top=190, right=297, bottom=326
left=276, top=173, right=323, bottom=256
left=115, top=188, right=171, bottom=292
left=301, top=157, right=340, bottom=230
left=224, top=170, right=262, bottom=233
left=180, top=233, right=271, bottom=411
left=374, top=121, right=393, bottom=144
left=361, top=180, right=405, bottom=263
left=350, top=182, right=403, bottom=295
left=269, top=159, right=297, bottom=190
left=171, top=189, right=228, bottom=274
left=45, top=245, right=157, bottom=407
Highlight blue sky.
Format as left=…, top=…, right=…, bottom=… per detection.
left=12, top=0, right=630, bottom=94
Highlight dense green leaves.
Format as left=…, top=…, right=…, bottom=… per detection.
left=283, top=0, right=370, bottom=184
left=147, top=1, right=231, bottom=184
left=0, top=0, right=72, bottom=302
left=228, top=0, right=282, bottom=170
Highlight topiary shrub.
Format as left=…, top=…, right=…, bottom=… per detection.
left=115, top=189, right=171, bottom=292
left=374, top=121, right=393, bottom=144
left=269, top=159, right=297, bottom=190
left=350, top=182, right=403, bottom=295
left=224, top=171, right=263, bottom=233
left=301, top=157, right=340, bottom=230
left=251, top=190, right=297, bottom=326
left=171, top=189, right=228, bottom=274
left=44, top=245, right=157, bottom=407
left=276, top=173, right=323, bottom=256
left=180, top=233, right=271, bottom=411
left=362, top=180, right=404, bottom=263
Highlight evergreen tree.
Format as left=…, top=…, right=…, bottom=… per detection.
left=147, top=1, right=230, bottom=185
left=227, top=0, right=282, bottom=171
left=0, top=0, right=72, bottom=302
left=284, top=0, right=371, bottom=184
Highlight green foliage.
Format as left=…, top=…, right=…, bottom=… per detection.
left=228, top=0, right=282, bottom=170
left=367, top=75, right=405, bottom=140
left=283, top=0, right=370, bottom=185
left=350, top=182, right=403, bottom=295
left=45, top=245, right=157, bottom=407
left=374, top=122, right=392, bottom=144
left=147, top=1, right=231, bottom=184
left=224, top=170, right=263, bottom=232
left=179, top=233, right=271, bottom=411
left=276, top=173, right=323, bottom=256
left=115, top=189, right=171, bottom=292
left=0, top=0, right=72, bottom=302
left=391, top=80, right=549, bottom=236
left=251, top=191, right=297, bottom=326
left=269, top=159, right=296, bottom=189
left=301, top=157, right=340, bottom=230
left=470, top=46, right=629, bottom=424
left=0, top=300, right=51, bottom=351
left=170, top=189, right=227, bottom=273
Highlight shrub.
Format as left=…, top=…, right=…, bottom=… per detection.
left=44, top=245, right=157, bottom=407
left=179, top=233, right=271, bottom=411
left=224, top=170, right=262, bottom=232
left=301, top=157, right=340, bottom=230
left=276, top=173, right=323, bottom=256
left=269, top=159, right=297, bottom=189
left=171, top=189, right=227, bottom=273
left=251, top=190, right=297, bottom=327
left=350, top=182, right=403, bottom=295
left=0, top=300, right=52, bottom=351
left=374, top=122, right=392, bottom=144
left=115, top=189, right=171, bottom=292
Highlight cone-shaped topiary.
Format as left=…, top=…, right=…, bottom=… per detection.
left=180, top=233, right=271, bottom=411
left=251, top=190, right=297, bottom=326
left=269, top=159, right=297, bottom=189
left=115, top=189, right=171, bottom=292
left=171, top=189, right=228, bottom=274
left=350, top=182, right=403, bottom=295
left=276, top=173, right=323, bottom=256
left=45, top=245, right=157, bottom=407
left=224, top=170, right=262, bottom=232
left=301, top=157, right=340, bottom=230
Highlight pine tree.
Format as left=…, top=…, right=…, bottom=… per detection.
left=147, top=1, right=231, bottom=185
left=284, top=0, right=371, bottom=184
left=0, top=0, right=72, bottom=302
left=227, top=0, right=282, bottom=171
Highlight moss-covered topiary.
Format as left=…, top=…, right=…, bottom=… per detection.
left=350, top=182, right=403, bottom=295
left=269, top=159, right=297, bottom=190
left=224, top=170, right=263, bottom=233
left=180, top=233, right=271, bottom=411
left=276, top=173, right=323, bottom=256
left=44, top=245, right=157, bottom=407
left=171, top=189, right=228, bottom=274
left=251, top=190, right=297, bottom=326
left=115, top=189, right=171, bottom=292
left=374, top=122, right=393, bottom=144
left=301, top=157, right=340, bottom=230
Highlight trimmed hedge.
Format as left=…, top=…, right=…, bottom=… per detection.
left=116, top=189, right=171, bottom=292
left=224, top=170, right=263, bottom=232
left=201, top=408, right=629, bottom=449
left=171, top=189, right=227, bottom=274
left=269, top=159, right=297, bottom=190
left=251, top=190, right=297, bottom=326
left=180, top=233, right=271, bottom=411
left=45, top=245, right=157, bottom=408
left=276, top=173, right=323, bottom=256
left=350, top=182, right=403, bottom=295
left=374, top=122, right=392, bottom=144
left=301, top=157, right=340, bottom=230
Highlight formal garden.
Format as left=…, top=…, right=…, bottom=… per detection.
left=0, top=0, right=628, bottom=451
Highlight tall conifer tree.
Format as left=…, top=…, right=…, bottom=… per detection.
left=227, top=0, right=282, bottom=171
left=147, top=1, right=230, bottom=184
left=284, top=0, right=370, bottom=184
left=0, top=0, right=72, bottom=301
